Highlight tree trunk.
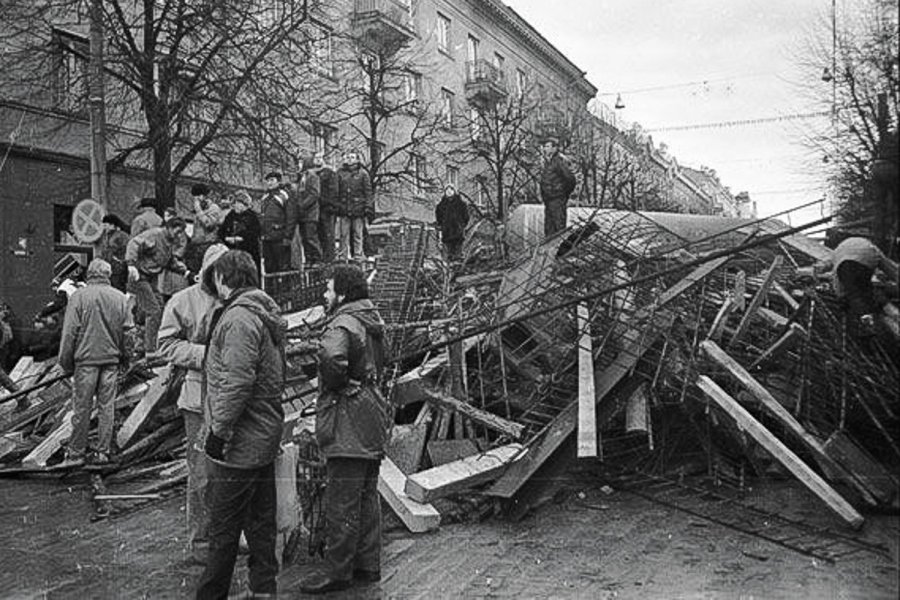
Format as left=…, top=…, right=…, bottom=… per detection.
left=152, top=129, right=175, bottom=210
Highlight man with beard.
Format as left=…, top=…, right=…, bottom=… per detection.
left=299, top=264, right=392, bottom=594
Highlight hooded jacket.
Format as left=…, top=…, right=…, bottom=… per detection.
left=205, top=288, right=286, bottom=468
left=316, top=299, right=392, bottom=460
left=58, top=275, right=132, bottom=373
left=157, top=244, right=227, bottom=413
left=337, top=163, right=374, bottom=219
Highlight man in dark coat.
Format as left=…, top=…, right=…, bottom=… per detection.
left=299, top=265, right=392, bottom=594
left=196, top=250, right=286, bottom=600
left=294, top=156, right=323, bottom=265
left=435, top=184, right=470, bottom=261
left=259, top=171, right=293, bottom=274
left=539, top=137, right=576, bottom=239
left=316, top=153, right=340, bottom=263
left=219, top=191, right=261, bottom=271
left=337, top=151, right=373, bottom=260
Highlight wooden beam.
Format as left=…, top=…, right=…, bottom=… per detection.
left=729, top=256, right=784, bottom=348
left=695, top=375, right=863, bottom=528
left=487, top=311, right=674, bottom=498
left=824, top=431, right=899, bottom=506
left=22, top=410, right=74, bottom=468
left=391, top=335, right=485, bottom=407
left=405, top=443, right=524, bottom=503
left=377, top=457, right=440, bottom=533
left=116, top=366, right=171, bottom=449
left=748, top=323, right=806, bottom=370
left=576, top=304, right=597, bottom=457
left=707, top=298, right=736, bottom=342
left=773, top=282, right=800, bottom=311
left=422, top=388, right=525, bottom=440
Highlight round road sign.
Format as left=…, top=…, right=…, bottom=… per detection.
left=71, top=198, right=105, bottom=244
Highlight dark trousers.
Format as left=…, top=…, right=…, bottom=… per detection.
left=543, top=198, right=568, bottom=238
left=196, top=460, right=278, bottom=599
left=443, top=238, right=464, bottom=261
left=299, top=220, right=323, bottom=264
left=128, top=277, right=162, bottom=353
left=319, top=212, right=336, bottom=262
left=837, top=261, right=877, bottom=317
left=262, top=240, right=289, bottom=274
left=322, top=457, right=382, bottom=580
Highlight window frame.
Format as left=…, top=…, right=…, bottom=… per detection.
left=436, top=12, right=451, bottom=55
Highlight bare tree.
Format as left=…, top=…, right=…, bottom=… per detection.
left=1, top=0, right=316, bottom=205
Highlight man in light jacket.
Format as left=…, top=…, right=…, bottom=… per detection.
left=58, top=259, right=132, bottom=464
left=299, top=264, right=391, bottom=594
left=196, top=250, right=285, bottom=600
left=158, top=243, right=228, bottom=566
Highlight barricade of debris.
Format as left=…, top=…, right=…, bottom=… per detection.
left=0, top=207, right=896, bottom=565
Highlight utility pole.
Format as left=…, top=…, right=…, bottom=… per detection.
left=88, top=0, right=108, bottom=209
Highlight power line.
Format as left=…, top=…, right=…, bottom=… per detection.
left=646, top=111, right=830, bottom=133
left=597, top=72, right=773, bottom=97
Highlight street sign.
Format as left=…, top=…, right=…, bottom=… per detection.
left=71, top=198, right=105, bottom=244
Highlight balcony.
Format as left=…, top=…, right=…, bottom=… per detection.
left=464, top=60, right=508, bottom=108
left=351, top=0, right=415, bottom=54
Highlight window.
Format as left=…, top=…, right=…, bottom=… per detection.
left=412, top=153, right=427, bottom=195
left=437, top=13, right=451, bottom=54
left=440, top=88, right=454, bottom=127
left=469, top=107, right=483, bottom=141
left=516, top=68, right=527, bottom=97
left=310, top=27, right=333, bottom=76
left=53, top=31, right=88, bottom=114
left=467, top=34, right=479, bottom=62
left=493, top=52, right=505, bottom=71
left=446, top=165, right=459, bottom=190
left=403, top=70, right=423, bottom=103
left=312, top=122, right=335, bottom=157
left=475, top=177, right=488, bottom=208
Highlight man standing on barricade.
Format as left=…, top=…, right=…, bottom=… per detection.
left=299, top=264, right=392, bottom=594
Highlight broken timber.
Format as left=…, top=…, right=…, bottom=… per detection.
left=487, top=252, right=732, bottom=499
left=748, top=323, right=806, bottom=370
left=21, top=410, right=74, bottom=468
left=577, top=304, right=597, bottom=457
left=405, top=443, right=524, bottom=503
left=116, top=366, right=170, bottom=449
left=729, top=255, right=784, bottom=348
left=391, top=335, right=485, bottom=407
left=378, top=457, right=440, bottom=533
left=421, top=388, right=524, bottom=440
left=695, top=375, right=864, bottom=528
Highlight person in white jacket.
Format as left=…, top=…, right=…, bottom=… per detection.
left=157, top=243, right=227, bottom=565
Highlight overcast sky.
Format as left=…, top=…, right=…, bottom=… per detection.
left=504, top=0, right=834, bottom=222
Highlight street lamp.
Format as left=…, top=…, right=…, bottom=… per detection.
left=614, top=93, right=625, bottom=109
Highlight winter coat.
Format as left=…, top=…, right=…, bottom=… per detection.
left=316, top=299, right=392, bottom=460
left=157, top=229, right=189, bottom=297
left=294, top=169, right=321, bottom=223
left=191, top=200, right=224, bottom=244
left=259, top=189, right=292, bottom=242
left=205, top=288, right=286, bottom=468
left=317, top=167, right=340, bottom=215
left=540, top=152, right=576, bottom=203
left=97, top=229, right=129, bottom=291
left=435, top=193, right=470, bottom=243
left=338, top=165, right=374, bottom=219
left=219, top=209, right=261, bottom=261
left=58, top=276, right=131, bottom=373
left=825, top=237, right=899, bottom=298
left=131, top=207, right=163, bottom=236
left=157, top=246, right=226, bottom=413
left=125, top=227, right=185, bottom=278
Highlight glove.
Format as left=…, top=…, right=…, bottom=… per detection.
left=205, top=432, right=226, bottom=460
left=128, top=266, right=140, bottom=283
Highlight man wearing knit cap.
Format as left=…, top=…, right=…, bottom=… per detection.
left=58, top=258, right=133, bottom=465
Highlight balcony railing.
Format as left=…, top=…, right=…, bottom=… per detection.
left=351, top=0, right=415, bottom=53
left=464, top=59, right=508, bottom=107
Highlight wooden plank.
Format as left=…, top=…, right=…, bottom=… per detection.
left=283, top=305, right=325, bottom=330
left=116, top=366, right=171, bottom=449
left=696, top=375, right=863, bottom=528
left=406, top=443, right=524, bottom=503
left=773, top=282, right=800, bottom=311
left=707, top=298, right=736, bottom=342
left=391, top=335, right=485, bottom=407
left=426, top=439, right=480, bottom=468
left=729, top=256, right=784, bottom=348
left=21, top=410, right=74, bottom=468
left=824, top=431, right=898, bottom=505
left=748, top=323, right=806, bottom=370
left=422, top=388, right=524, bottom=440
left=378, top=457, right=441, bottom=533
left=487, top=311, right=674, bottom=498
left=576, top=304, right=597, bottom=457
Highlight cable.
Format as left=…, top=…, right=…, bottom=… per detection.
left=597, top=72, right=774, bottom=97
left=646, top=111, right=831, bottom=133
